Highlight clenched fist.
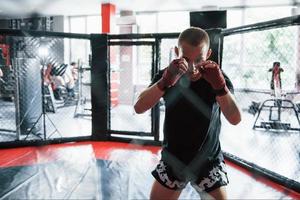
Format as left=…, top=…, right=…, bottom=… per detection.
left=196, top=60, right=229, bottom=96
left=157, top=58, right=188, bottom=91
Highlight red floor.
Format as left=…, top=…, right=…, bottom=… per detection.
left=0, top=141, right=299, bottom=199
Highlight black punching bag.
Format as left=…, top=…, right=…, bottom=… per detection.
left=16, top=58, right=42, bottom=135
left=190, top=11, right=227, bottom=65
left=190, top=10, right=227, bottom=29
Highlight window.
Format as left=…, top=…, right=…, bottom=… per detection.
left=244, top=6, right=293, bottom=25
left=87, top=16, right=101, bottom=34
left=70, top=17, right=86, bottom=33
left=68, top=16, right=91, bottom=64
left=136, top=13, right=157, bottom=33
left=157, top=11, right=189, bottom=33
left=135, top=45, right=153, bottom=85
left=226, top=9, right=243, bottom=28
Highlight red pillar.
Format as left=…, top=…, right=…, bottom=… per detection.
left=101, top=3, right=116, bottom=33
left=102, top=3, right=119, bottom=106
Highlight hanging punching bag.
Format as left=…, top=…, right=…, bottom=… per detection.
left=190, top=10, right=227, bottom=65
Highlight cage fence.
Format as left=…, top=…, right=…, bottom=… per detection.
left=0, top=33, right=92, bottom=142
left=107, top=29, right=300, bottom=189
left=221, top=24, right=300, bottom=184
left=105, top=29, right=300, bottom=195
left=109, top=41, right=154, bottom=135
left=0, top=20, right=298, bottom=196
left=107, top=34, right=182, bottom=141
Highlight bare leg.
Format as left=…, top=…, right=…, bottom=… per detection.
left=150, top=180, right=182, bottom=200
left=203, top=186, right=227, bottom=200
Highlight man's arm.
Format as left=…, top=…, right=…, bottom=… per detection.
left=196, top=60, right=241, bottom=125
left=134, top=83, right=164, bottom=114
left=216, top=92, right=241, bottom=125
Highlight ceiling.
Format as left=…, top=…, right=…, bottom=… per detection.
left=0, top=0, right=299, bottom=17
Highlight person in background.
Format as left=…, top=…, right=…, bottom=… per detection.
left=70, top=62, right=79, bottom=82
left=44, top=63, right=66, bottom=100
left=0, top=48, right=5, bottom=80
left=62, top=63, right=76, bottom=98
left=134, top=27, right=241, bottom=200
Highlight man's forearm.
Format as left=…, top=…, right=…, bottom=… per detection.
left=134, top=83, right=164, bottom=114
left=216, top=92, right=241, bottom=125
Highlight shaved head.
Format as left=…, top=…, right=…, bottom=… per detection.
left=178, top=27, right=210, bottom=47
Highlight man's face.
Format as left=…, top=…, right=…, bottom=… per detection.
left=178, top=41, right=210, bottom=72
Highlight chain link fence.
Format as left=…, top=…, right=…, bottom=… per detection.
left=108, top=36, right=183, bottom=140
left=109, top=42, right=153, bottom=135
left=104, top=28, right=299, bottom=190
left=158, top=38, right=178, bottom=140
left=221, top=25, right=300, bottom=183
left=0, top=24, right=298, bottom=192
left=0, top=34, right=91, bottom=142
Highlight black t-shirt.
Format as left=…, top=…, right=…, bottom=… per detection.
left=151, top=69, right=234, bottom=166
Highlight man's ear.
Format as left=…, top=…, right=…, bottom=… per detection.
left=174, top=46, right=179, bottom=57
left=206, top=48, right=212, bottom=59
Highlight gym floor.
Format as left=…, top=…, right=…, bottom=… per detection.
left=1, top=100, right=299, bottom=184
left=0, top=141, right=299, bottom=199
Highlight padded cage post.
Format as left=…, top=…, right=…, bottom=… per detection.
left=91, top=34, right=109, bottom=140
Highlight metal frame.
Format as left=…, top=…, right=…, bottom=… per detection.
left=222, top=15, right=300, bottom=36
left=224, top=151, right=300, bottom=193
left=105, top=34, right=179, bottom=143
left=0, top=29, right=91, bottom=39
left=107, top=38, right=159, bottom=141
left=253, top=99, right=300, bottom=131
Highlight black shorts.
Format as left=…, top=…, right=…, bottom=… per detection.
left=151, top=158, right=229, bottom=193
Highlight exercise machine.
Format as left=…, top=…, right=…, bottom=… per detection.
left=250, top=62, right=300, bottom=131
left=74, top=63, right=91, bottom=118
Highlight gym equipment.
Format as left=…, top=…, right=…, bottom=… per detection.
left=74, top=64, right=91, bottom=118
left=0, top=48, right=5, bottom=66
left=253, top=99, right=300, bottom=131
left=14, top=58, right=43, bottom=137
left=0, top=66, right=15, bottom=101
left=190, top=10, right=227, bottom=29
left=249, top=62, right=300, bottom=131
left=0, top=44, right=11, bottom=66
left=0, top=46, right=14, bottom=101
left=46, top=62, right=77, bottom=110
left=14, top=56, right=62, bottom=140
left=268, top=62, right=284, bottom=98
left=44, top=84, right=57, bottom=113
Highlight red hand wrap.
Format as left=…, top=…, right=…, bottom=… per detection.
left=200, top=62, right=229, bottom=96
left=157, top=59, right=183, bottom=91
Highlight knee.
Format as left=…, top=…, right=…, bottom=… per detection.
left=150, top=181, right=181, bottom=200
